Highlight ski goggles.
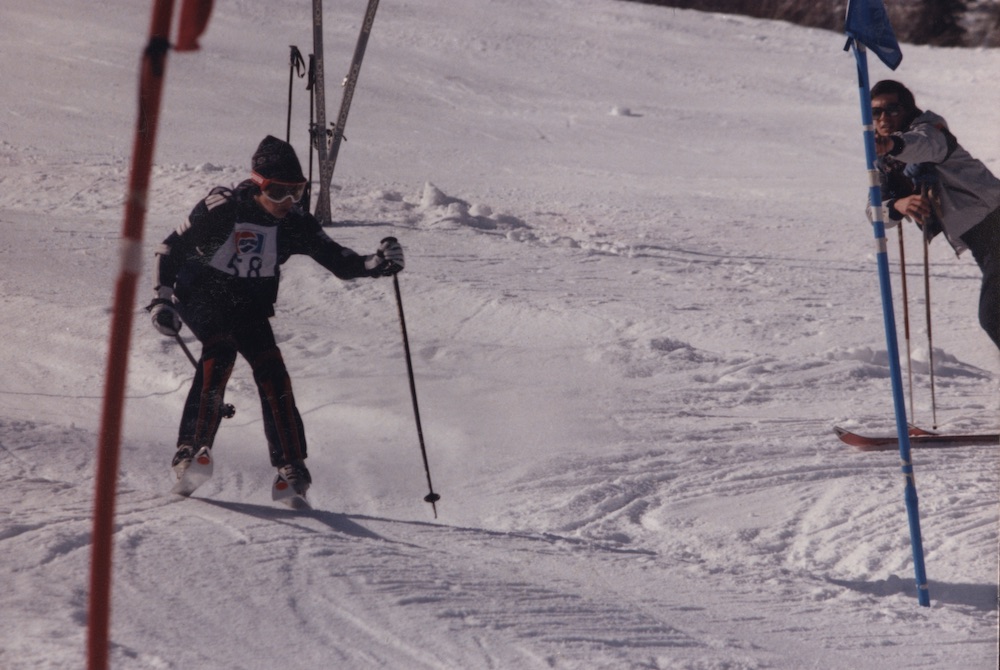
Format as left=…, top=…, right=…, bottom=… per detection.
left=251, top=172, right=307, bottom=203
left=871, top=103, right=903, bottom=119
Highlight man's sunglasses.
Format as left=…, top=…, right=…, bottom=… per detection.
left=871, top=104, right=903, bottom=119
left=251, top=172, right=307, bottom=203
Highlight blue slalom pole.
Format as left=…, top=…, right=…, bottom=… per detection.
left=849, top=41, right=930, bottom=607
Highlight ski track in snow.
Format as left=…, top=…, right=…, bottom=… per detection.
left=2, top=0, right=999, bottom=668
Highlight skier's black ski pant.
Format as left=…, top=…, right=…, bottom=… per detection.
left=962, top=206, right=1000, bottom=353
left=175, top=301, right=308, bottom=466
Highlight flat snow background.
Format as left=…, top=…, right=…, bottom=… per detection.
left=1, top=0, right=997, bottom=668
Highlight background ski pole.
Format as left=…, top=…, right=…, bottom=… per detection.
left=174, top=333, right=235, bottom=419
left=896, top=224, right=914, bottom=419
left=386, top=247, right=440, bottom=517
left=920, top=193, right=939, bottom=430
left=286, top=46, right=305, bottom=143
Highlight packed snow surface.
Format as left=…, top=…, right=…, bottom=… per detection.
left=1, top=0, right=998, bottom=668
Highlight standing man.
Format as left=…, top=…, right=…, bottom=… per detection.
left=871, top=79, right=1000, bottom=352
left=148, top=135, right=404, bottom=500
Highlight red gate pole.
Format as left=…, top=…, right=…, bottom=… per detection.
left=87, top=1, right=176, bottom=668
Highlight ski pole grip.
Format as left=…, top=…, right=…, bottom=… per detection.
left=381, top=236, right=397, bottom=245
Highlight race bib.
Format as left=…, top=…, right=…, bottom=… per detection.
left=209, top=222, right=279, bottom=278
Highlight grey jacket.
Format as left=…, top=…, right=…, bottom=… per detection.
left=882, top=110, right=1000, bottom=253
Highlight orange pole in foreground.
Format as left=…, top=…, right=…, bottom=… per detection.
left=87, top=1, right=176, bottom=668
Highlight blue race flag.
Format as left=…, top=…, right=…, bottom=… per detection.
left=845, top=0, right=902, bottom=70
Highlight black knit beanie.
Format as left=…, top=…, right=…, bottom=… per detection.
left=251, top=135, right=306, bottom=182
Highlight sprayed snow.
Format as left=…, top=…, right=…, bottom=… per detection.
left=1, top=0, right=998, bottom=668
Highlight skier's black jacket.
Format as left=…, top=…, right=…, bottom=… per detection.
left=155, top=180, right=377, bottom=317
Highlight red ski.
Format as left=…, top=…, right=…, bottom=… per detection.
left=834, top=426, right=1000, bottom=451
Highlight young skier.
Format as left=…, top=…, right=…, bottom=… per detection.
left=870, top=79, right=1000, bottom=353
left=147, top=135, right=404, bottom=499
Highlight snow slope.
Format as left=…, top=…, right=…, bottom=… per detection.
left=1, top=0, right=998, bottom=668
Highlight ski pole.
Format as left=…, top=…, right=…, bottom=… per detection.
left=286, top=46, right=305, bottom=143
left=174, top=332, right=198, bottom=366
left=896, top=223, right=914, bottom=419
left=174, top=333, right=236, bottom=419
left=920, top=190, right=938, bottom=430
left=386, top=248, right=440, bottom=517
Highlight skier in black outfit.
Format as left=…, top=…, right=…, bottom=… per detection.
left=148, top=135, right=404, bottom=497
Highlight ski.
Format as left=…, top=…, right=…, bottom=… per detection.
left=271, top=475, right=312, bottom=510
left=834, top=426, right=1000, bottom=451
left=310, top=0, right=330, bottom=221
left=311, top=0, right=381, bottom=223
left=171, top=446, right=214, bottom=496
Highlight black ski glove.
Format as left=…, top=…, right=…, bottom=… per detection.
left=364, top=237, right=404, bottom=276
left=147, top=288, right=182, bottom=336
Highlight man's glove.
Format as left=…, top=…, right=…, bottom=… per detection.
left=365, top=237, right=404, bottom=276
left=147, top=287, right=181, bottom=336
